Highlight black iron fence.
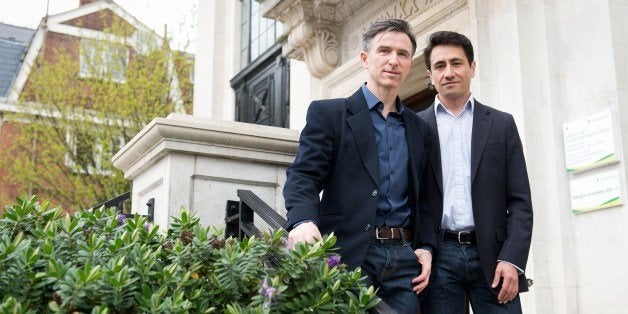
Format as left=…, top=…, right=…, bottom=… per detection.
left=91, top=191, right=154, bottom=223
left=225, top=189, right=287, bottom=240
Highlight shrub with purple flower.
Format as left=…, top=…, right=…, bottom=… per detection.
left=117, top=213, right=126, bottom=226
left=0, top=196, right=379, bottom=313
left=327, top=254, right=341, bottom=268
left=261, top=277, right=278, bottom=300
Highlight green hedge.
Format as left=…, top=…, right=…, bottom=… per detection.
left=0, top=195, right=379, bottom=313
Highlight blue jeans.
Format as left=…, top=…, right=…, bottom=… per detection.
left=421, top=241, right=522, bottom=314
left=360, top=240, right=421, bottom=314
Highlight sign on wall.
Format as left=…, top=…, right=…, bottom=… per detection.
left=563, top=110, right=620, bottom=172
left=569, top=169, right=622, bottom=214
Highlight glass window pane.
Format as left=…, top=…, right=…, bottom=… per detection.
left=266, top=27, right=273, bottom=50
left=251, top=39, right=259, bottom=60
left=276, top=22, right=283, bottom=37
left=243, top=0, right=283, bottom=63
left=263, top=16, right=269, bottom=29
left=251, top=13, right=259, bottom=39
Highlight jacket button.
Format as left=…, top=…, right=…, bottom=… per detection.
left=365, top=224, right=372, bottom=231
left=371, top=190, right=378, bottom=197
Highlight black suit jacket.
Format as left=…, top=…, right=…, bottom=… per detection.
left=418, top=101, right=533, bottom=293
left=283, top=88, right=437, bottom=268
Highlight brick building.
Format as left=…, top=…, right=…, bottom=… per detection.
left=0, top=0, right=192, bottom=209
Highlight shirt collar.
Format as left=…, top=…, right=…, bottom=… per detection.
left=434, top=93, right=474, bottom=116
left=361, top=83, right=405, bottom=113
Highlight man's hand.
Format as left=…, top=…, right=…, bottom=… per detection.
left=287, top=222, right=322, bottom=249
left=411, top=248, right=432, bottom=294
left=492, top=261, right=519, bottom=304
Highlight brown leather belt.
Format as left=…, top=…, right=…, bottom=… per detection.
left=372, top=227, right=412, bottom=240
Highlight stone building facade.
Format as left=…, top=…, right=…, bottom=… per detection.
left=188, top=0, right=628, bottom=312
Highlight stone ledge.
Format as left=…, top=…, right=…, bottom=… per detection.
left=113, top=113, right=300, bottom=179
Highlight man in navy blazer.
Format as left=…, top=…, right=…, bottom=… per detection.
left=417, top=31, right=533, bottom=313
left=283, top=19, right=436, bottom=313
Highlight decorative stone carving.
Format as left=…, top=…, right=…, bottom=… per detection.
left=341, top=0, right=454, bottom=61
left=286, top=22, right=339, bottom=78
left=262, top=0, right=463, bottom=78
left=264, top=0, right=364, bottom=78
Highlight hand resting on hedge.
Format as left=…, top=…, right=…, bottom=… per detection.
left=287, top=221, right=322, bottom=249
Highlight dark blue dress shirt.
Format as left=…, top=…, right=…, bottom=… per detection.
left=361, top=84, right=411, bottom=228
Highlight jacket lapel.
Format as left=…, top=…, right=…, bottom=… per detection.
left=471, top=101, right=492, bottom=182
left=424, top=105, right=443, bottom=193
left=346, top=89, right=379, bottom=186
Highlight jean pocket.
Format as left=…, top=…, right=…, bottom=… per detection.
left=404, top=246, right=422, bottom=270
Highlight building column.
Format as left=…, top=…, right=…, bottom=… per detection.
left=193, top=0, right=239, bottom=120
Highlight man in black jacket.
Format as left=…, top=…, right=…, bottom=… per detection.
left=283, top=19, right=437, bottom=313
left=418, top=31, right=533, bottom=313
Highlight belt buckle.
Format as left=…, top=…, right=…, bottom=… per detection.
left=375, top=228, right=389, bottom=240
left=458, top=231, right=472, bottom=245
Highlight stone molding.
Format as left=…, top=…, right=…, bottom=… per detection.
left=112, top=113, right=299, bottom=179
left=341, top=0, right=466, bottom=61
left=263, top=0, right=466, bottom=79
left=286, top=21, right=340, bottom=78
left=264, top=0, right=370, bottom=78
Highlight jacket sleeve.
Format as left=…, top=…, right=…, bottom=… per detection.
left=283, top=101, right=336, bottom=230
left=498, top=115, right=533, bottom=271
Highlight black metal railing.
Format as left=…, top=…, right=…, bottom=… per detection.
left=225, top=189, right=395, bottom=313
left=92, top=191, right=131, bottom=213
left=91, top=192, right=154, bottom=223
left=225, top=189, right=287, bottom=240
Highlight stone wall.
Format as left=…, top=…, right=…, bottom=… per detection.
left=112, top=113, right=299, bottom=230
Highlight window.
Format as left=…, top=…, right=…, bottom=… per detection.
left=65, top=129, right=125, bottom=175
left=79, top=39, right=129, bottom=83
left=240, top=0, right=283, bottom=66
left=231, top=0, right=290, bottom=128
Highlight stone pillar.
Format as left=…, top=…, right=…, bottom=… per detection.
left=112, top=113, right=299, bottom=229
left=471, top=0, right=628, bottom=312
left=193, top=1, right=239, bottom=120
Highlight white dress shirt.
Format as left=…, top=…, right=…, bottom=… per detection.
left=435, top=95, right=524, bottom=273
left=434, top=95, right=475, bottom=232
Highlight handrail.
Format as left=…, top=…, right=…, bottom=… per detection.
left=237, top=189, right=287, bottom=228
left=91, top=191, right=131, bottom=212
left=90, top=191, right=154, bottom=223
left=225, top=189, right=287, bottom=240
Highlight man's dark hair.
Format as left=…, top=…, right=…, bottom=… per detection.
left=362, top=19, right=417, bottom=55
left=423, top=31, right=474, bottom=70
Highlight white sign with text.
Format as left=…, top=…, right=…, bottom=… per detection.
left=563, top=110, right=619, bottom=172
left=569, top=169, right=622, bottom=214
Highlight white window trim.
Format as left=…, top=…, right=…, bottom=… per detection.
left=79, top=39, right=129, bottom=83
left=65, top=128, right=125, bottom=176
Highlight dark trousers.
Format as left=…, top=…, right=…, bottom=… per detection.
left=361, top=240, right=421, bottom=314
left=421, top=241, right=522, bottom=314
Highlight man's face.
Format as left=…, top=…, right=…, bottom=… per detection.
left=360, top=31, right=413, bottom=91
left=428, top=44, right=476, bottom=103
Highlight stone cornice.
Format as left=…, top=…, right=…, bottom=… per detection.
left=286, top=22, right=339, bottom=78
left=263, top=0, right=370, bottom=78
left=262, top=0, right=464, bottom=78
left=112, top=113, right=299, bottom=179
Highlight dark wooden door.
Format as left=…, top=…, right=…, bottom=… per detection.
left=231, top=44, right=290, bottom=128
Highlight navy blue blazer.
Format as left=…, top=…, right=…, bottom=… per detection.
left=418, top=101, right=533, bottom=293
left=284, top=88, right=437, bottom=268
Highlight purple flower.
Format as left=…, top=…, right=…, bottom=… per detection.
left=327, top=255, right=341, bottom=268
left=261, top=277, right=277, bottom=300
left=117, top=214, right=126, bottom=226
